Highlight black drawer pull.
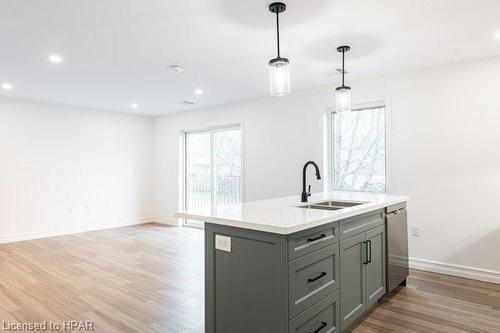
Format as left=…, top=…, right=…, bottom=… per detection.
left=309, top=321, right=327, bottom=333
left=308, top=272, right=327, bottom=283
left=307, top=233, right=326, bottom=242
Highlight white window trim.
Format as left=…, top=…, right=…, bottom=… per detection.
left=324, top=101, right=388, bottom=193
left=179, top=123, right=244, bottom=228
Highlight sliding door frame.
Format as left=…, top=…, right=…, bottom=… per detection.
left=180, top=123, right=244, bottom=228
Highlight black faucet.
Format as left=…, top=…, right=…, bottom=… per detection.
left=301, top=161, right=321, bottom=202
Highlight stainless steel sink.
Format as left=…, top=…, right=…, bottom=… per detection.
left=300, top=205, right=343, bottom=211
left=314, top=200, right=365, bottom=207
left=298, top=200, right=366, bottom=211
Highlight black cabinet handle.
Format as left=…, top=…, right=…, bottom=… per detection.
left=307, top=234, right=326, bottom=242
left=309, top=321, right=327, bottom=333
left=308, top=272, right=327, bottom=283
left=367, top=240, right=372, bottom=263
left=363, top=241, right=369, bottom=265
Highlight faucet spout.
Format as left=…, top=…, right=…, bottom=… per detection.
left=301, top=161, right=321, bottom=203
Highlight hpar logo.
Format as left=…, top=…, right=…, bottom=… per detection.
left=62, top=321, right=95, bottom=331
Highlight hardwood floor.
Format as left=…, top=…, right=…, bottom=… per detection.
left=353, top=269, right=500, bottom=333
left=0, top=223, right=203, bottom=333
left=0, top=223, right=499, bottom=332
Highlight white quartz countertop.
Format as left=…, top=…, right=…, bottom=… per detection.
left=176, top=191, right=408, bottom=235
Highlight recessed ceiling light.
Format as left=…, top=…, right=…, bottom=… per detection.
left=131, top=103, right=139, bottom=109
left=195, top=88, right=204, bottom=95
left=1, top=82, right=13, bottom=90
left=169, top=64, right=184, bottom=72
left=48, top=54, right=63, bottom=64
left=495, top=31, right=500, bottom=39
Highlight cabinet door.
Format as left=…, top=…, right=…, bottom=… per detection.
left=365, top=224, right=386, bottom=309
left=339, top=233, right=366, bottom=330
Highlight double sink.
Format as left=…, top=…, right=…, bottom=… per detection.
left=299, top=200, right=366, bottom=211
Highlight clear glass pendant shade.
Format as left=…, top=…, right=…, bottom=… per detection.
left=269, top=58, right=290, bottom=97
left=335, top=86, right=351, bottom=112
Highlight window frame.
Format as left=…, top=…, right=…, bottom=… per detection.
left=325, top=101, right=387, bottom=193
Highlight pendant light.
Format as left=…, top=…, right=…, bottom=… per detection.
left=335, top=45, right=351, bottom=112
left=268, top=2, right=290, bottom=97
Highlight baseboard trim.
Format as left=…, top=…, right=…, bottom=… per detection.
left=409, top=257, right=500, bottom=284
left=0, top=218, right=148, bottom=245
left=148, top=216, right=181, bottom=227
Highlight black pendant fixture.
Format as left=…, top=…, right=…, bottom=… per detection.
left=268, top=2, right=290, bottom=97
left=335, top=45, right=352, bottom=112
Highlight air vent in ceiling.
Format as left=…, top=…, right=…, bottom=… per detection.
left=179, top=101, right=195, bottom=106
left=169, top=64, right=184, bottom=72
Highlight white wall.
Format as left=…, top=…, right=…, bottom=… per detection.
left=387, top=57, right=500, bottom=280
left=0, top=97, right=154, bottom=243
left=154, top=56, right=500, bottom=280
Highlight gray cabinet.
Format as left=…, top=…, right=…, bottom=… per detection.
left=339, top=211, right=384, bottom=240
left=340, top=225, right=386, bottom=331
left=289, top=290, right=340, bottom=333
left=205, top=208, right=391, bottom=333
left=288, top=244, right=339, bottom=318
left=288, top=223, right=338, bottom=260
left=205, top=225, right=288, bottom=333
left=339, top=233, right=366, bottom=330
left=365, top=224, right=386, bottom=308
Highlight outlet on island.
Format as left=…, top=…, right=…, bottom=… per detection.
left=215, top=234, right=231, bottom=252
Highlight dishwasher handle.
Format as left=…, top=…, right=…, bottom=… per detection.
left=385, top=202, right=406, bottom=215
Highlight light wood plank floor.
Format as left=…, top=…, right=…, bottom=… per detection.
left=1, top=223, right=499, bottom=332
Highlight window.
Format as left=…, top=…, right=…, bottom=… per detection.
left=184, top=127, right=242, bottom=225
left=330, top=105, right=385, bottom=192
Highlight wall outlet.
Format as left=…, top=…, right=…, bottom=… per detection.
left=215, top=235, right=231, bottom=252
left=412, top=225, right=421, bottom=237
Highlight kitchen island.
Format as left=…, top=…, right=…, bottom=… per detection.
left=177, top=191, right=409, bottom=333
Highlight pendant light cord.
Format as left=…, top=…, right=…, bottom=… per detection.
left=342, top=49, right=345, bottom=87
left=276, top=11, right=280, bottom=58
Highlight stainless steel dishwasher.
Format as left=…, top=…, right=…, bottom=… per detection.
left=385, top=202, right=409, bottom=293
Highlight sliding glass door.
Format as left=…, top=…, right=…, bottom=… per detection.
left=184, top=127, right=241, bottom=227
left=185, top=131, right=212, bottom=215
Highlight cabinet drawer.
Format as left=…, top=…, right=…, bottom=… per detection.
left=289, top=244, right=339, bottom=319
left=288, top=223, right=338, bottom=260
left=289, top=290, right=340, bottom=333
left=339, top=211, right=384, bottom=240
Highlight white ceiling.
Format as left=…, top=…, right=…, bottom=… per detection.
left=1, top=0, right=500, bottom=115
